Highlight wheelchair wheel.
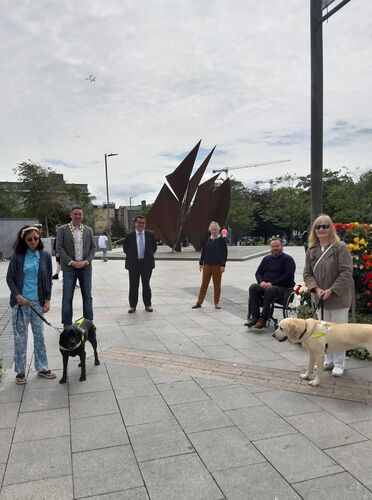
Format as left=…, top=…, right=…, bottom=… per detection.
left=283, top=290, right=301, bottom=318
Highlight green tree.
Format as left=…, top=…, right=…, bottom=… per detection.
left=227, top=179, right=258, bottom=238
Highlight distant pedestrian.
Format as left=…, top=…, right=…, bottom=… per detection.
left=98, top=231, right=108, bottom=262
left=221, top=226, right=228, bottom=238
left=301, top=230, right=309, bottom=253
left=192, top=221, right=228, bottom=310
left=56, top=207, right=96, bottom=327
left=6, top=225, right=56, bottom=384
left=52, top=224, right=62, bottom=279
left=123, top=215, right=157, bottom=313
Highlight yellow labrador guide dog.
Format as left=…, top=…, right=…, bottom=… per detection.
left=273, top=318, right=372, bottom=386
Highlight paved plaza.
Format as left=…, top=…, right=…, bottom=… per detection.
left=1, top=246, right=372, bottom=499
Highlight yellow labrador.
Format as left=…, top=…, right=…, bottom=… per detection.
left=273, top=318, right=372, bottom=386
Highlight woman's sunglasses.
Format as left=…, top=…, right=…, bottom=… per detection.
left=315, top=224, right=330, bottom=230
left=26, top=236, right=40, bottom=242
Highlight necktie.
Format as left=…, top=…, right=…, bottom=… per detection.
left=139, top=232, right=145, bottom=259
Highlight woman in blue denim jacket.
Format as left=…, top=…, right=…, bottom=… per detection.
left=6, top=225, right=56, bottom=384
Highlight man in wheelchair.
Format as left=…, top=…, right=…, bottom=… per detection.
left=246, top=237, right=296, bottom=329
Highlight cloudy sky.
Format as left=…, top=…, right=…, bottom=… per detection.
left=1, top=0, right=371, bottom=207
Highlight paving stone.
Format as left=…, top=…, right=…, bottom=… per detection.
left=171, top=400, right=233, bottom=433
left=70, top=390, right=119, bottom=419
left=139, top=453, right=223, bottom=500
left=0, top=382, right=24, bottom=403
left=213, top=462, right=300, bottom=499
left=0, top=401, right=19, bottom=429
left=72, top=445, right=143, bottom=498
left=226, top=405, right=297, bottom=441
left=127, top=419, right=193, bottom=461
left=191, top=335, right=226, bottom=347
left=326, top=440, right=372, bottom=490
left=3, top=436, right=71, bottom=485
left=118, top=394, right=173, bottom=426
left=106, top=362, right=150, bottom=379
left=14, top=408, right=69, bottom=442
left=254, top=433, right=342, bottom=483
left=256, top=389, right=323, bottom=417
left=157, top=379, right=209, bottom=405
left=201, top=344, right=241, bottom=360
left=286, top=410, right=367, bottom=449
left=193, top=376, right=239, bottom=389
left=304, top=394, right=372, bottom=423
left=204, top=384, right=263, bottom=410
left=68, top=371, right=112, bottom=394
left=71, top=413, right=129, bottom=452
left=239, top=346, right=282, bottom=362
left=350, top=419, right=372, bottom=440
left=20, top=385, right=68, bottom=412
left=84, top=487, right=149, bottom=500
left=110, top=375, right=159, bottom=399
left=0, top=428, right=13, bottom=463
left=188, top=426, right=266, bottom=472
left=0, top=463, right=5, bottom=484
left=0, top=476, right=73, bottom=500
left=147, top=368, right=191, bottom=384
left=293, top=471, right=372, bottom=500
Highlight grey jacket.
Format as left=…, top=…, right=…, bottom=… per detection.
left=56, top=223, right=96, bottom=271
left=303, top=241, right=353, bottom=310
left=6, top=250, right=52, bottom=308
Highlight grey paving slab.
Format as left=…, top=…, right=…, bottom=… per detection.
left=127, top=419, right=193, bottom=461
left=191, top=335, right=226, bottom=347
left=212, top=462, right=300, bottom=500
left=293, top=471, right=372, bottom=500
left=139, top=453, right=224, bottom=500
left=201, top=344, right=241, bottom=360
left=72, top=445, right=143, bottom=498
left=188, top=426, right=265, bottom=472
left=3, top=436, right=71, bottom=485
left=170, top=400, right=233, bottom=433
left=20, top=385, right=68, bottom=412
left=106, top=361, right=150, bottom=379
left=326, top=441, right=372, bottom=491
left=351, top=419, right=372, bottom=440
left=304, top=394, right=372, bottom=424
left=254, top=433, right=343, bottom=483
left=0, top=475, right=73, bottom=500
left=239, top=346, right=282, bottom=362
left=118, top=394, right=173, bottom=426
left=70, top=390, right=119, bottom=419
left=226, top=405, right=297, bottom=441
left=157, top=379, right=209, bottom=405
left=14, top=408, right=69, bottom=442
left=0, top=463, right=5, bottom=485
left=68, top=371, right=112, bottom=394
left=286, top=410, right=367, bottom=449
left=256, top=389, right=322, bottom=417
left=110, top=375, right=159, bottom=399
left=71, top=413, right=129, bottom=452
left=0, top=401, right=19, bottom=429
left=0, top=428, right=13, bottom=464
left=0, top=382, right=24, bottom=403
left=194, top=376, right=239, bottom=389
left=204, top=384, right=263, bottom=410
left=84, top=487, right=149, bottom=500
left=146, top=368, right=191, bottom=384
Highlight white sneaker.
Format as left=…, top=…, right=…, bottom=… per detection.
left=332, top=366, right=344, bottom=377
left=323, top=363, right=333, bottom=371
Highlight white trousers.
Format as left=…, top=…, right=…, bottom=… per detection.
left=320, top=307, right=349, bottom=368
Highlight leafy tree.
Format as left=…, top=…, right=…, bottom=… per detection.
left=226, top=179, right=258, bottom=238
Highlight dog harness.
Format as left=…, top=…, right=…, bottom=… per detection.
left=311, top=321, right=333, bottom=339
left=59, top=317, right=89, bottom=351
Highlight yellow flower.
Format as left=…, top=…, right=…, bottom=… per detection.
left=359, top=238, right=367, bottom=246
left=354, top=237, right=360, bottom=243
left=348, top=243, right=354, bottom=251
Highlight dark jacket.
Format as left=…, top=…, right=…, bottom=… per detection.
left=123, top=230, right=157, bottom=271
left=199, top=236, right=228, bottom=267
left=6, top=250, right=53, bottom=307
left=56, top=223, right=96, bottom=271
left=255, top=252, right=295, bottom=288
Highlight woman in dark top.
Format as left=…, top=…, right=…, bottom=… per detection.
left=192, top=221, right=228, bottom=310
left=6, top=225, right=56, bottom=384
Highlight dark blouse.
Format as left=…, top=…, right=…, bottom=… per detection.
left=199, top=236, right=228, bottom=267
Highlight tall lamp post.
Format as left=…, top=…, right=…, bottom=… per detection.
left=129, top=196, right=134, bottom=230
left=104, top=153, right=118, bottom=237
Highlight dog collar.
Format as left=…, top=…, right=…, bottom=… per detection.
left=298, top=320, right=308, bottom=340
left=59, top=341, right=82, bottom=351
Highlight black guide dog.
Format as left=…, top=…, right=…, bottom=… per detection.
left=59, top=318, right=100, bottom=384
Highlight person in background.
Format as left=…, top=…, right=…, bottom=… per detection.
left=6, top=225, right=56, bottom=384
left=221, top=226, right=228, bottom=238
left=303, top=214, right=353, bottom=377
left=56, top=207, right=96, bottom=327
left=52, top=224, right=62, bottom=279
left=98, top=231, right=108, bottom=262
left=192, top=221, right=228, bottom=310
left=123, top=215, right=157, bottom=313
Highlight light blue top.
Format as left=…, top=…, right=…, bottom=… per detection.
left=22, top=249, right=40, bottom=300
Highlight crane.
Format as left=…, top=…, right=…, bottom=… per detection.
left=212, top=159, right=291, bottom=177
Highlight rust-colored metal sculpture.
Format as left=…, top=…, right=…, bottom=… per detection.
left=147, top=141, right=231, bottom=251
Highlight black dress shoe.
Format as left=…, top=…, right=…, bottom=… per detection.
left=254, top=318, right=267, bottom=329
left=192, top=304, right=202, bottom=309
left=52, top=274, right=59, bottom=280
left=245, top=318, right=258, bottom=327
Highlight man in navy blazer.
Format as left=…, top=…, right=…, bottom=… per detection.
left=123, top=215, right=157, bottom=313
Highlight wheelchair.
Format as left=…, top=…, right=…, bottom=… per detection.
left=247, top=287, right=297, bottom=328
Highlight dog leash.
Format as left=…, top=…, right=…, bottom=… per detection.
left=24, top=301, right=63, bottom=333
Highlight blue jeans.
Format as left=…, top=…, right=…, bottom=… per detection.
left=101, top=248, right=108, bottom=261
left=62, top=267, right=93, bottom=326
left=12, top=302, right=48, bottom=375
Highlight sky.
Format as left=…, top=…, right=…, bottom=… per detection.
left=0, top=0, right=371, bottom=207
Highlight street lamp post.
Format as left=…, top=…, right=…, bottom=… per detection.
left=104, top=153, right=118, bottom=237
left=129, top=197, right=134, bottom=230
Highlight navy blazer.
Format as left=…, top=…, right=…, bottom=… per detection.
left=123, top=230, right=157, bottom=271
